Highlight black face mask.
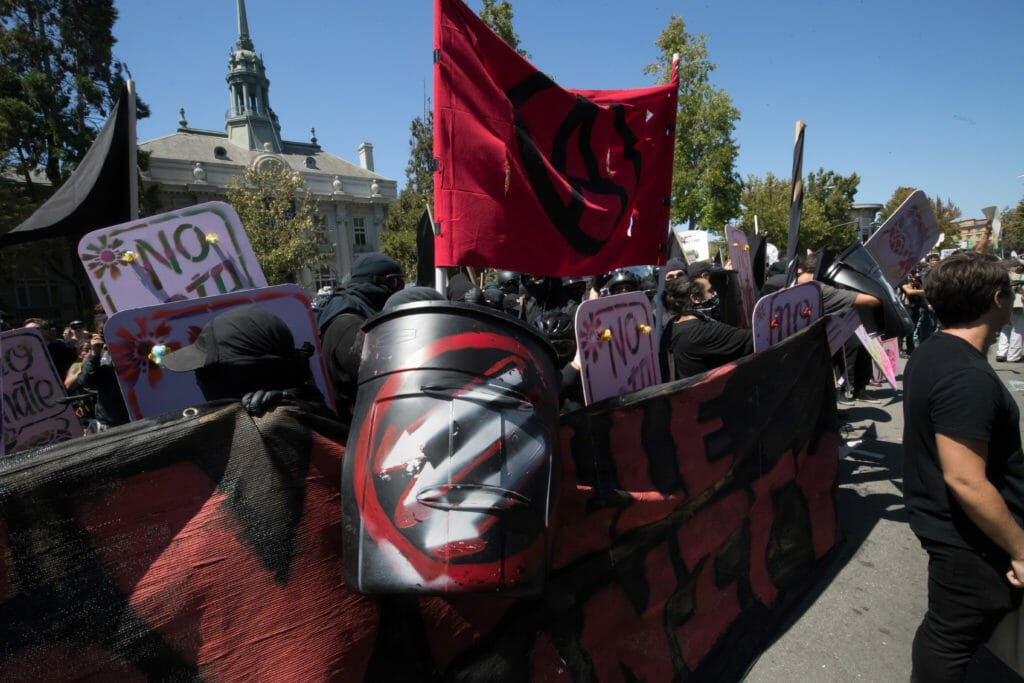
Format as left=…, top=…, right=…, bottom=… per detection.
left=694, top=292, right=721, bottom=321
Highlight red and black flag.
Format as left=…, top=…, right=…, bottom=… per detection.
left=433, top=0, right=679, bottom=276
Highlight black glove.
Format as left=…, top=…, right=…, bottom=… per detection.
left=241, top=389, right=286, bottom=416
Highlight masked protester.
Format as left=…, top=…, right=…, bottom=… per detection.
left=162, top=304, right=321, bottom=416
left=660, top=276, right=752, bottom=380
left=316, top=253, right=405, bottom=421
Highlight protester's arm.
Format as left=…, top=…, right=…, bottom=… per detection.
left=64, top=364, right=82, bottom=391
left=937, top=433, right=1024, bottom=587
left=853, top=293, right=880, bottom=308
left=78, top=335, right=105, bottom=389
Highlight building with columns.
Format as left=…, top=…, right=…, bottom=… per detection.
left=138, top=0, right=396, bottom=291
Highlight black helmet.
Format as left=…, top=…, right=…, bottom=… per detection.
left=533, top=310, right=576, bottom=366
left=482, top=284, right=505, bottom=310
left=606, top=269, right=640, bottom=295
left=497, top=271, right=521, bottom=295
left=523, top=274, right=554, bottom=301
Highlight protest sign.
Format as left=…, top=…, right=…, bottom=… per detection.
left=575, top=292, right=660, bottom=404
left=78, top=201, right=267, bottom=314
left=855, top=327, right=898, bottom=390
left=2, top=328, right=80, bottom=454
left=677, top=229, right=710, bottom=263
left=863, top=190, right=940, bottom=287
left=726, top=225, right=757, bottom=328
left=752, top=282, right=823, bottom=352
left=104, top=285, right=333, bottom=420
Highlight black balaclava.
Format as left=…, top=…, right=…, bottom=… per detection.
left=316, top=253, right=403, bottom=335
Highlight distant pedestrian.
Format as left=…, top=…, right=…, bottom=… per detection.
left=996, top=258, right=1024, bottom=363
left=903, top=252, right=1024, bottom=682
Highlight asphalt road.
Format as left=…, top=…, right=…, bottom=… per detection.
left=742, top=348, right=1024, bottom=683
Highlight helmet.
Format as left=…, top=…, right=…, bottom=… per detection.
left=481, top=284, right=503, bottom=308
left=497, top=271, right=521, bottom=295
left=523, top=274, right=554, bottom=301
left=534, top=310, right=576, bottom=366
left=606, top=269, right=640, bottom=295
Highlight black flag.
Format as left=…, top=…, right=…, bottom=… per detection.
left=416, top=209, right=436, bottom=287
left=1, top=85, right=135, bottom=246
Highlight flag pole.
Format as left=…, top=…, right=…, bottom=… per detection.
left=127, top=79, right=139, bottom=220
left=426, top=203, right=447, bottom=295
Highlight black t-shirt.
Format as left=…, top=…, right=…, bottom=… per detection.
left=321, top=312, right=366, bottom=421
left=669, top=317, right=753, bottom=379
left=903, top=332, right=1024, bottom=554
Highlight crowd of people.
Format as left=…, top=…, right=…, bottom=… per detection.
left=16, top=247, right=1024, bottom=437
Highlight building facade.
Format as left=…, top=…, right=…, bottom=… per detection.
left=953, top=218, right=992, bottom=250
left=138, top=0, right=396, bottom=291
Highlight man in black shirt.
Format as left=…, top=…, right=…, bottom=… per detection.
left=661, top=276, right=752, bottom=379
left=903, top=252, right=1024, bottom=681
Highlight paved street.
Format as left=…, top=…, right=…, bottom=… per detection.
left=743, top=349, right=1024, bottom=682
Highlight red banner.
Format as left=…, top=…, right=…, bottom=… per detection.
left=433, top=0, right=679, bottom=276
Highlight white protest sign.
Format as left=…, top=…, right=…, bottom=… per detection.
left=863, top=190, right=940, bottom=287
left=79, top=201, right=267, bottom=315
left=104, top=285, right=333, bottom=420
left=751, top=282, right=823, bottom=353
left=2, top=328, right=80, bottom=454
left=575, top=292, right=660, bottom=405
left=677, top=230, right=710, bottom=263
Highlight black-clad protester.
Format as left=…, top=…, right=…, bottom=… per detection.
left=446, top=272, right=473, bottom=302
left=661, top=276, right=753, bottom=380
left=316, top=253, right=405, bottom=421
left=78, top=325, right=130, bottom=431
left=162, top=304, right=321, bottom=416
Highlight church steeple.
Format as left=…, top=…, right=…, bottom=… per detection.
left=236, top=0, right=254, bottom=52
left=225, top=0, right=282, bottom=152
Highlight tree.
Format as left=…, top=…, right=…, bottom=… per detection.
left=739, top=171, right=858, bottom=253
left=1000, top=198, right=1024, bottom=255
left=0, top=0, right=147, bottom=200
left=224, top=166, right=329, bottom=285
left=479, top=0, right=530, bottom=58
left=806, top=168, right=860, bottom=230
left=381, top=111, right=434, bottom=279
left=645, top=16, right=742, bottom=231
left=880, top=187, right=961, bottom=249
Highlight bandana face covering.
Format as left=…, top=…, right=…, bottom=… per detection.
left=694, top=292, right=721, bottom=321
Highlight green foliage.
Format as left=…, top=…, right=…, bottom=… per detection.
left=0, top=0, right=146, bottom=195
left=224, top=166, right=328, bottom=285
left=382, top=112, right=434, bottom=280
left=880, top=187, right=961, bottom=247
left=806, top=168, right=860, bottom=230
left=645, top=16, right=742, bottom=231
left=479, top=0, right=530, bottom=58
left=739, top=171, right=858, bottom=253
left=1000, top=197, right=1024, bottom=255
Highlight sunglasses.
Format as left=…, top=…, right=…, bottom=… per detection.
left=376, top=273, right=405, bottom=291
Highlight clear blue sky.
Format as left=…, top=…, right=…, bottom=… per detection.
left=115, top=0, right=1024, bottom=224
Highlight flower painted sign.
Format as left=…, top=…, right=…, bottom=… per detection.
left=2, top=328, right=80, bottom=455
left=751, top=282, right=823, bottom=352
left=863, top=190, right=940, bottom=287
left=78, top=201, right=267, bottom=315
left=104, top=286, right=334, bottom=420
left=854, top=327, right=899, bottom=391
left=575, top=292, right=660, bottom=405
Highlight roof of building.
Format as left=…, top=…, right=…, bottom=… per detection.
left=140, top=129, right=391, bottom=181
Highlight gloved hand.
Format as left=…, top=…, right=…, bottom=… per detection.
left=241, top=389, right=286, bottom=416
